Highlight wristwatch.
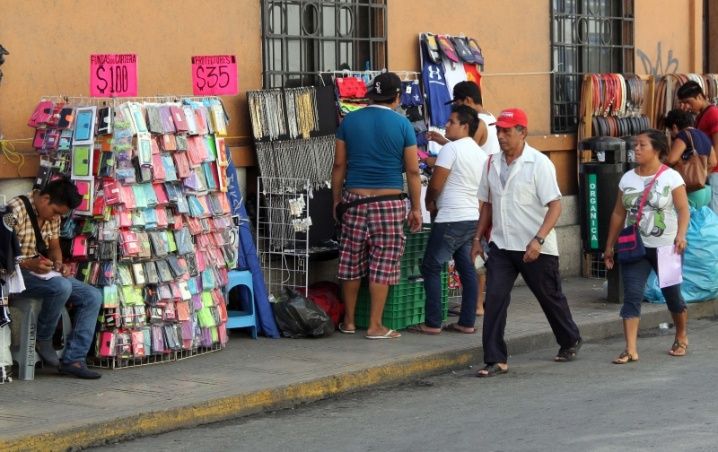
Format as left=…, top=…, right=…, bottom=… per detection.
left=533, top=235, right=545, bottom=245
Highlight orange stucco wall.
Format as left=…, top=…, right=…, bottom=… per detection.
left=0, top=0, right=262, bottom=177
left=388, top=0, right=552, bottom=134
left=0, top=0, right=705, bottom=193
left=634, top=0, right=702, bottom=75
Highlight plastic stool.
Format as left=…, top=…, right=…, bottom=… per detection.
left=224, top=270, right=257, bottom=339
left=9, top=297, right=71, bottom=380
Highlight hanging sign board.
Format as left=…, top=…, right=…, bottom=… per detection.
left=90, top=54, right=138, bottom=97
left=587, top=173, right=600, bottom=250
left=191, top=55, right=238, bottom=96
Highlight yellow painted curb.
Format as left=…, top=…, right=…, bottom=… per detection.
left=0, top=349, right=477, bottom=451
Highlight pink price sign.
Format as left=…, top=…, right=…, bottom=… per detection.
left=191, top=55, right=238, bottom=96
left=90, top=54, right=138, bottom=97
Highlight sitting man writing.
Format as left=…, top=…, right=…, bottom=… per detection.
left=9, top=178, right=102, bottom=379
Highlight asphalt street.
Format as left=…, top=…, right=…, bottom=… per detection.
left=96, top=318, right=718, bottom=452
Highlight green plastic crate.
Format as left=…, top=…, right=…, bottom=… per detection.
left=355, top=270, right=448, bottom=331
left=400, top=227, right=431, bottom=278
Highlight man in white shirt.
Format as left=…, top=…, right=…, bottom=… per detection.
left=413, top=105, right=486, bottom=335
left=471, top=108, right=582, bottom=377
left=427, top=81, right=500, bottom=155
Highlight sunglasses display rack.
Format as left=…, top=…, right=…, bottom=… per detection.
left=651, top=73, right=718, bottom=129
left=27, top=95, right=238, bottom=369
left=577, top=73, right=655, bottom=145
left=248, top=85, right=340, bottom=300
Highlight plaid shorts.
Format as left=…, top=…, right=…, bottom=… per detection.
left=337, top=192, right=406, bottom=285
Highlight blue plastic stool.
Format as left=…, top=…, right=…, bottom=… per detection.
left=224, top=270, right=257, bottom=339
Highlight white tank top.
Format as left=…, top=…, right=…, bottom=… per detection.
left=478, top=112, right=500, bottom=155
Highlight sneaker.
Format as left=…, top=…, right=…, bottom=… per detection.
left=59, top=361, right=102, bottom=379
left=35, top=340, right=60, bottom=367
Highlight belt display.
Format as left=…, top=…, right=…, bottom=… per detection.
left=579, top=73, right=652, bottom=140
left=652, top=73, right=718, bottom=129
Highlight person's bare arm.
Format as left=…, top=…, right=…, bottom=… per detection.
left=523, top=198, right=562, bottom=263
left=672, top=185, right=690, bottom=253
left=425, top=166, right=450, bottom=219
left=666, top=136, right=687, bottom=166
left=404, top=145, right=422, bottom=232
left=475, top=119, right=488, bottom=147
left=331, top=139, right=347, bottom=221
left=603, top=191, right=627, bottom=270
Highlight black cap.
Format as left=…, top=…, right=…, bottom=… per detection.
left=367, top=72, right=402, bottom=101
left=444, top=80, right=481, bottom=105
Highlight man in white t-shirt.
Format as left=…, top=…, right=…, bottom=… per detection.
left=427, top=81, right=499, bottom=155
left=413, top=105, right=487, bottom=335
left=471, top=108, right=582, bottom=377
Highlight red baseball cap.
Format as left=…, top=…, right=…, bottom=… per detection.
left=492, top=108, right=528, bottom=128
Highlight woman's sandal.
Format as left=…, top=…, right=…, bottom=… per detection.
left=612, top=351, right=639, bottom=364
left=476, top=363, right=508, bottom=378
left=668, top=340, right=688, bottom=357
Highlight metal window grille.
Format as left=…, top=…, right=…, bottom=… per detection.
left=550, top=0, right=634, bottom=133
left=261, top=0, right=387, bottom=88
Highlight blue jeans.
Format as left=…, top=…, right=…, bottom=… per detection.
left=421, top=221, right=478, bottom=329
left=20, top=270, right=102, bottom=363
left=620, top=247, right=686, bottom=318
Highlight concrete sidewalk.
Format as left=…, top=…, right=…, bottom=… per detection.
left=1, top=277, right=717, bottom=451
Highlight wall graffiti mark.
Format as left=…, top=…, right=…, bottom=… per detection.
left=637, top=42, right=679, bottom=76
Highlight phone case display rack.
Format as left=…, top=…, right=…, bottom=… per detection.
left=577, top=73, right=655, bottom=144
left=652, top=73, right=718, bottom=129
left=27, top=95, right=238, bottom=368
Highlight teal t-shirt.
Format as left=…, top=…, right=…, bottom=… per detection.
left=336, top=105, right=416, bottom=190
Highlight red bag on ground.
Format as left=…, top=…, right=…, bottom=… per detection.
left=306, top=282, right=344, bottom=328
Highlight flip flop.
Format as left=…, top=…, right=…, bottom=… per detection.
left=555, top=338, right=582, bottom=362
left=365, top=329, right=401, bottom=340
left=443, top=323, right=476, bottom=334
left=467, top=38, right=485, bottom=67
left=668, top=340, right=688, bottom=357
left=476, top=363, right=508, bottom=378
left=437, top=35, right=459, bottom=63
left=423, top=33, right=441, bottom=64
left=612, top=351, right=639, bottom=364
left=451, top=36, right=475, bottom=64
left=407, top=324, right=442, bottom=335
left=338, top=323, right=356, bottom=334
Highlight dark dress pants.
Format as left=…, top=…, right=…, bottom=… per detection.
left=482, top=244, right=581, bottom=365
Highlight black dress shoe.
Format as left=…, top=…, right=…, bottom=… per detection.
left=59, top=361, right=102, bottom=379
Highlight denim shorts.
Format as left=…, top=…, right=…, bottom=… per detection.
left=620, top=247, right=686, bottom=318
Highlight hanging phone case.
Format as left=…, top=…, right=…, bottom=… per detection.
left=144, top=260, right=160, bottom=285
left=71, top=145, right=93, bottom=179
left=72, top=106, right=97, bottom=144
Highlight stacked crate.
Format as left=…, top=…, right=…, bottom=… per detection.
left=355, top=227, right=448, bottom=330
